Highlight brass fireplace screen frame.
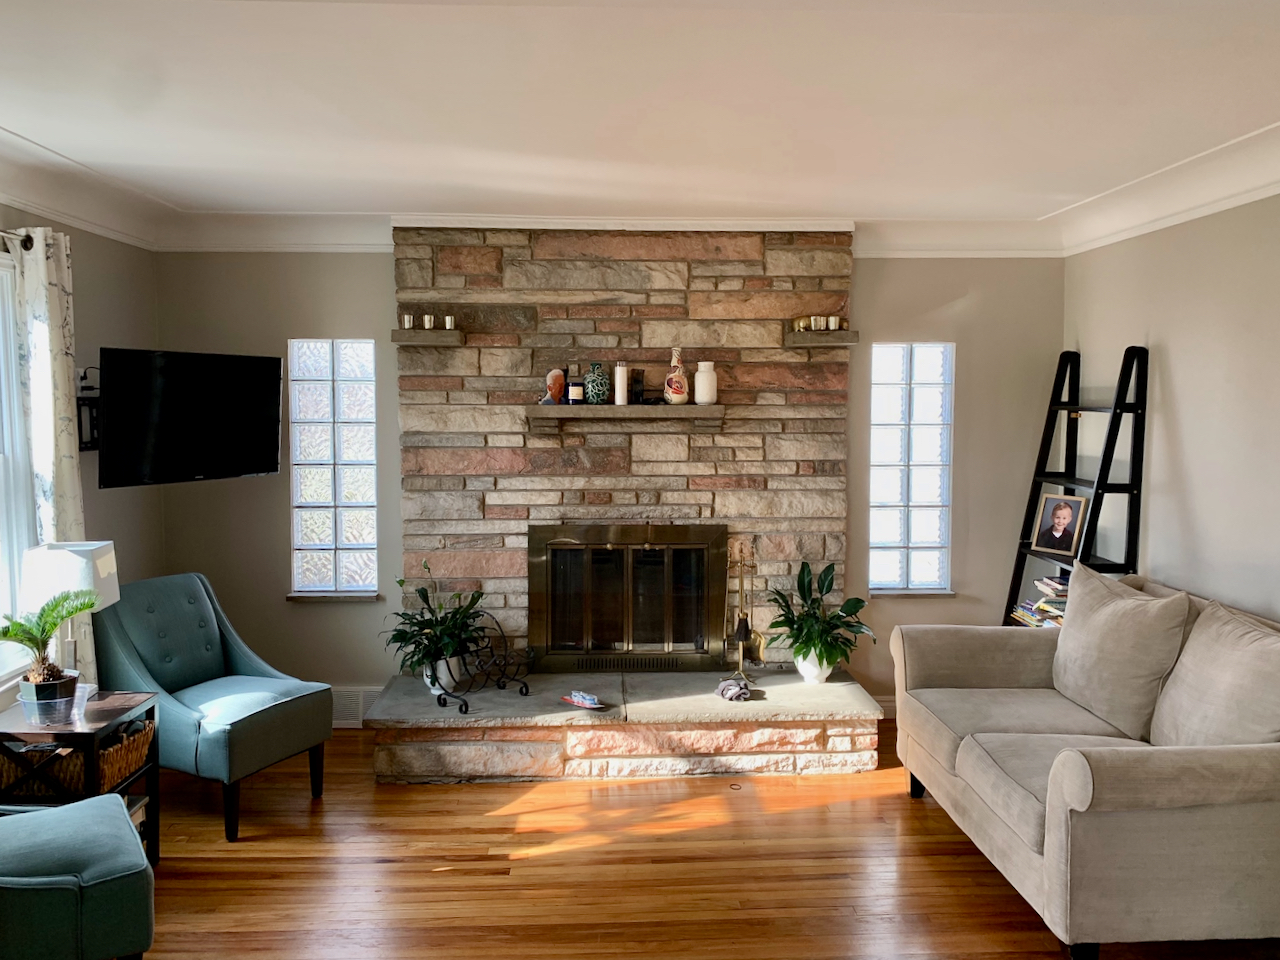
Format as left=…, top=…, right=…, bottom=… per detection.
left=528, top=523, right=729, bottom=671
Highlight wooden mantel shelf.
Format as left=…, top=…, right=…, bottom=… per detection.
left=524, top=404, right=726, bottom=434
left=783, top=330, right=859, bottom=347
left=391, top=329, right=464, bottom=346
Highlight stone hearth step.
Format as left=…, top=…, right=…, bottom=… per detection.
left=364, top=671, right=883, bottom=783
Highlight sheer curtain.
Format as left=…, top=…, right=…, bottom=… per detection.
left=2, top=228, right=96, bottom=684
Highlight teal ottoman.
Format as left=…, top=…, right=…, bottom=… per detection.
left=0, top=794, right=154, bottom=960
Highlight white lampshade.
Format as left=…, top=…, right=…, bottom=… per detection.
left=19, top=541, right=120, bottom=614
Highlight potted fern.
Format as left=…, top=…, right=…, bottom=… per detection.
left=1, top=589, right=99, bottom=723
left=766, top=562, right=874, bottom=684
left=385, top=565, right=489, bottom=694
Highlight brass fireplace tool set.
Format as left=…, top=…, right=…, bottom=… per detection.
left=723, top=541, right=766, bottom=685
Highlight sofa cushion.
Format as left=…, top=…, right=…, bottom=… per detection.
left=900, top=687, right=1129, bottom=774
left=174, top=674, right=329, bottom=726
left=1053, top=562, right=1189, bottom=741
left=957, top=733, right=1147, bottom=853
left=1151, top=601, right=1280, bottom=746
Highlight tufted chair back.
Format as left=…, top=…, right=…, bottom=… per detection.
left=110, top=574, right=227, bottom=692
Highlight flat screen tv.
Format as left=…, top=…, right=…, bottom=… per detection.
left=98, top=347, right=282, bottom=488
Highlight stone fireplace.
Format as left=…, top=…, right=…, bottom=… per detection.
left=395, top=228, right=854, bottom=668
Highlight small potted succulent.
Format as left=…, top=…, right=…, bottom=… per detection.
left=385, top=564, right=489, bottom=694
left=1, top=589, right=99, bottom=723
left=767, top=562, right=874, bottom=684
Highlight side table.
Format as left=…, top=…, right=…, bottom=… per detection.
left=0, top=691, right=160, bottom=865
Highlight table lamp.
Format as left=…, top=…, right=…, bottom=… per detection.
left=20, top=541, right=120, bottom=674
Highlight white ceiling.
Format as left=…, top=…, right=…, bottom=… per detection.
left=1, top=0, right=1279, bottom=253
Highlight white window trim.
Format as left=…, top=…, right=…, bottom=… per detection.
left=0, top=252, right=38, bottom=676
left=868, top=342, right=955, bottom=593
left=287, top=338, right=379, bottom=598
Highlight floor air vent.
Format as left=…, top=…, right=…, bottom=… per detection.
left=331, top=686, right=385, bottom=728
left=574, top=657, right=678, bottom=672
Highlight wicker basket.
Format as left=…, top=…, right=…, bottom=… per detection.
left=0, top=720, right=154, bottom=798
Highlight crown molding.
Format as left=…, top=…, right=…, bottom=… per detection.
left=391, top=213, right=859, bottom=233
left=851, top=219, right=1061, bottom=258
left=0, top=129, right=168, bottom=250
left=1053, top=120, right=1280, bottom=257
left=155, top=213, right=394, bottom=253
left=5, top=121, right=1280, bottom=257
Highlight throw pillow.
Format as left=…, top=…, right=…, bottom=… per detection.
left=1151, top=601, right=1280, bottom=745
left=1053, top=562, right=1190, bottom=741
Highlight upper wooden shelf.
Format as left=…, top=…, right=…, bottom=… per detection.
left=391, top=329, right=464, bottom=346
left=524, top=404, right=726, bottom=434
left=783, top=330, right=859, bottom=347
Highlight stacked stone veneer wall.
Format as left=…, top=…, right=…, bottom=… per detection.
left=395, top=229, right=852, bottom=652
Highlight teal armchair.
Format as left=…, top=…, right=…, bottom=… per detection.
left=0, top=794, right=153, bottom=960
left=92, top=573, right=331, bottom=841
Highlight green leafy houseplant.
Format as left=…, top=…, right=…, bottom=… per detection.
left=766, top=562, right=874, bottom=671
left=1, top=589, right=99, bottom=683
left=385, top=565, right=489, bottom=689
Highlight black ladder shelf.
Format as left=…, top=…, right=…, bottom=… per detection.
left=1004, top=346, right=1149, bottom=624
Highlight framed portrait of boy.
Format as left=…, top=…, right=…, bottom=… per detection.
left=1033, top=493, right=1087, bottom=556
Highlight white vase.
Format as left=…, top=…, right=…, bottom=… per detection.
left=694, top=361, right=718, bottom=405
left=424, top=657, right=462, bottom=695
left=794, top=650, right=834, bottom=684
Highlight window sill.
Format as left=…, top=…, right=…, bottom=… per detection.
left=286, top=592, right=383, bottom=603
left=869, top=590, right=957, bottom=598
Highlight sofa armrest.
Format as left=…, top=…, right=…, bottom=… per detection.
left=1049, top=742, right=1280, bottom=813
left=890, top=623, right=1058, bottom=695
left=1041, top=742, right=1280, bottom=945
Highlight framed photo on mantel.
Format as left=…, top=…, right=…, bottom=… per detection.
left=1033, top=492, right=1087, bottom=557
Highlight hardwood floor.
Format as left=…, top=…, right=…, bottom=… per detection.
left=150, top=724, right=1276, bottom=959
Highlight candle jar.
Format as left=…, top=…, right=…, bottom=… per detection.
left=423, top=314, right=435, bottom=330
left=401, top=313, right=414, bottom=330
left=444, top=315, right=455, bottom=330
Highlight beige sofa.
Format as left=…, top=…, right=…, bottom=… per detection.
left=891, top=565, right=1280, bottom=959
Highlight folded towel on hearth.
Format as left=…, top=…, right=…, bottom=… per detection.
left=716, top=679, right=751, bottom=701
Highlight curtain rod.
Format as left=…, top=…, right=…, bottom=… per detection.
left=0, top=230, right=35, bottom=251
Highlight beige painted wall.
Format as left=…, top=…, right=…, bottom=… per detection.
left=154, top=253, right=401, bottom=686
left=0, top=203, right=165, bottom=585
left=845, top=257, right=1065, bottom=697
left=1065, top=193, right=1280, bottom=622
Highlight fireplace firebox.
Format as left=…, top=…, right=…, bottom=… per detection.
left=528, top=524, right=729, bottom=671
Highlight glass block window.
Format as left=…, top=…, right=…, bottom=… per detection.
left=289, top=339, right=377, bottom=593
left=869, top=342, right=954, bottom=591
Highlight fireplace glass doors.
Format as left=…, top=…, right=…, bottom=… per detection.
left=529, top=524, right=728, bottom=670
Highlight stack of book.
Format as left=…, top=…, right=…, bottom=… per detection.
left=1010, top=576, right=1070, bottom=628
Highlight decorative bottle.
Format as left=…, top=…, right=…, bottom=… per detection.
left=584, top=362, right=610, bottom=405
left=613, top=361, right=629, bottom=405
left=664, top=348, right=689, bottom=405
left=694, top=361, right=718, bottom=405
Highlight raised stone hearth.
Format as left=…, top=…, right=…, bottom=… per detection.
left=365, top=671, right=883, bottom=782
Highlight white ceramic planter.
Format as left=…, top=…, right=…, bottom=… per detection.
left=423, top=656, right=463, bottom=694
left=794, top=650, right=834, bottom=684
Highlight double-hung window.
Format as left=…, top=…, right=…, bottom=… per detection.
left=0, top=252, right=38, bottom=677
left=869, top=342, right=954, bottom=592
left=288, top=339, right=378, bottom=594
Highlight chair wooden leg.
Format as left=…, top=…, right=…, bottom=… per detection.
left=309, top=743, right=325, bottom=799
left=223, top=780, right=240, bottom=842
left=908, top=772, right=926, bottom=799
left=1067, top=944, right=1100, bottom=960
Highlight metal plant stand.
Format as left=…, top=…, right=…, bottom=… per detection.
left=432, top=614, right=531, bottom=715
